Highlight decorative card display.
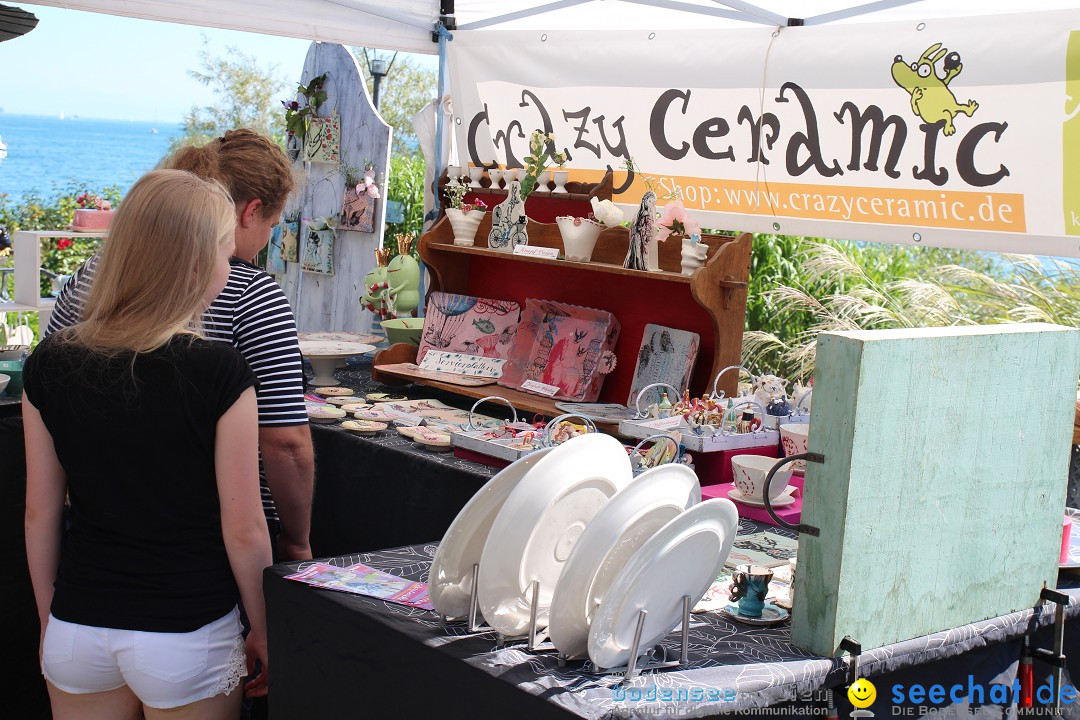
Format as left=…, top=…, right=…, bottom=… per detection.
left=301, top=225, right=335, bottom=275
left=265, top=222, right=286, bottom=275
left=417, top=292, right=521, bottom=364
left=626, top=324, right=700, bottom=408
left=418, top=351, right=505, bottom=378
left=340, top=187, right=375, bottom=233
left=282, top=220, right=300, bottom=262
left=304, top=115, right=340, bottom=164
left=499, top=299, right=620, bottom=402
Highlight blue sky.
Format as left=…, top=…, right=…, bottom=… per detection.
left=0, top=5, right=436, bottom=123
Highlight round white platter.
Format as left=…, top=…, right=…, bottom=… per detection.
left=429, top=448, right=555, bottom=618
left=588, top=498, right=739, bottom=669
left=477, top=434, right=633, bottom=637
left=548, top=463, right=701, bottom=659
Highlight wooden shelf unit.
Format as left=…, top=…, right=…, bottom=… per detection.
left=372, top=212, right=753, bottom=411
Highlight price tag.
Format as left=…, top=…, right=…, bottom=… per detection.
left=513, top=245, right=560, bottom=259
left=522, top=379, right=560, bottom=397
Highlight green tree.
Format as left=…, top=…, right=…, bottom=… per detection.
left=351, top=49, right=438, bottom=157
left=385, top=153, right=426, bottom=243
left=172, top=38, right=288, bottom=151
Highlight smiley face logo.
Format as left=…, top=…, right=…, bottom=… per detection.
left=848, top=678, right=877, bottom=709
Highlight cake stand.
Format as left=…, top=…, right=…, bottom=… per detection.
left=298, top=340, right=376, bottom=386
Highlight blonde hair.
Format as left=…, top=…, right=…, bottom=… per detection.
left=164, top=129, right=295, bottom=218
left=65, top=170, right=236, bottom=353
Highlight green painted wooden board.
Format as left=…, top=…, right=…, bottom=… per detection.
left=791, top=324, right=1080, bottom=656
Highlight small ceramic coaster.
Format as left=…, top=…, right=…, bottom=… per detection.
left=340, top=403, right=376, bottom=413
left=307, top=406, right=346, bottom=424
left=341, top=420, right=387, bottom=436
left=355, top=408, right=393, bottom=421
left=719, top=602, right=790, bottom=626
left=324, top=396, right=363, bottom=406
left=366, top=392, right=408, bottom=403
left=315, top=387, right=355, bottom=397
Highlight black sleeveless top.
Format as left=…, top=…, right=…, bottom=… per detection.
left=24, top=333, right=256, bottom=632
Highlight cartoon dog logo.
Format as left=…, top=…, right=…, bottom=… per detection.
left=891, top=43, right=978, bottom=136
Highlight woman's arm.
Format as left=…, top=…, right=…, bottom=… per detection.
left=23, top=396, right=67, bottom=642
left=215, top=387, right=274, bottom=697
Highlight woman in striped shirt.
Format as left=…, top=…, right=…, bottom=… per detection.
left=47, top=130, right=314, bottom=561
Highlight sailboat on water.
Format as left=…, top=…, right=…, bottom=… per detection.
left=0, top=135, right=7, bottom=160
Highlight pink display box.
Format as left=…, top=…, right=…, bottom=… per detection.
left=702, top=482, right=802, bottom=528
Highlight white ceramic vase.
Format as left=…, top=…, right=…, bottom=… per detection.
left=646, top=234, right=661, bottom=272
left=468, top=167, right=484, bottom=188
left=680, top=237, right=708, bottom=275
left=447, top=207, right=485, bottom=247
left=552, top=170, right=569, bottom=193
left=534, top=170, right=551, bottom=194
left=556, top=216, right=603, bottom=262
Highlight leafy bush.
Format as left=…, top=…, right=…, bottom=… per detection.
left=385, top=153, right=426, bottom=244
left=0, top=182, right=118, bottom=299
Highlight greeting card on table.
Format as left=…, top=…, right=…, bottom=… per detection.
left=416, top=292, right=521, bottom=364
left=284, top=562, right=433, bottom=610
left=627, top=325, right=700, bottom=408
left=499, top=299, right=620, bottom=402
left=304, top=115, right=340, bottom=164
left=725, top=531, right=798, bottom=569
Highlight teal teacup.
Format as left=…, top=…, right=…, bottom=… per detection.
left=729, top=564, right=773, bottom=617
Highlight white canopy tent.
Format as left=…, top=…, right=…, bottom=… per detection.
left=17, top=1, right=1080, bottom=52
left=17, top=1, right=1080, bottom=255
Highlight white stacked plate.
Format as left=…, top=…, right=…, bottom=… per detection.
left=428, top=448, right=554, bottom=618
left=588, top=498, right=739, bottom=669
left=548, top=464, right=701, bottom=659
left=477, top=434, right=633, bottom=637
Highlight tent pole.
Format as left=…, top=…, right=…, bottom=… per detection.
left=432, top=12, right=454, bottom=215
left=709, top=0, right=786, bottom=26
left=617, top=0, right=765, bottom=25
left=456, top=0, right=595, bottom=31
left=804, top=0, right=926, bottom=26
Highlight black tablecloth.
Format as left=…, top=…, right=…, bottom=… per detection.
left=307, top=359, right=505, bottom=557
left=265, top=525, right=1080, bottom=720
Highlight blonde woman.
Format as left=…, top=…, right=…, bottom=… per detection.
left=23, top=170, right=272, bottom=720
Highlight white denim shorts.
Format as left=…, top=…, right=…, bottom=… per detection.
left=41, top=607, right=247, bottom=709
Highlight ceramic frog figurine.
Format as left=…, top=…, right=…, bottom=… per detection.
left=385, top=252, right=420, bottom=318
left=891, top=43, right=978, bottom=136
left=361, top=254, right=391, bottom=319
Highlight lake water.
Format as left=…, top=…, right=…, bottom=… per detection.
left=0, top=114, right=181, bottom=203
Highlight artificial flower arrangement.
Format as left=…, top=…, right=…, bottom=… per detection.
left=445, top=174, right=487, bottom=247
left=519, top=130, right=568, bottom=199
left=340, top=163, right=380, bottom=233
left=282, top=73, right=328, bottom=139
left=657, top=198, right=701, bottom=241
left=76, top=193, right=111, bottom=211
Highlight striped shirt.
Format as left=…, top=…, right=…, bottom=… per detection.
left=46, top=255, right=309, bottom=518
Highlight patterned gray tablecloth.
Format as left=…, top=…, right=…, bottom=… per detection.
left=270, top=518, right=1080, bottom=720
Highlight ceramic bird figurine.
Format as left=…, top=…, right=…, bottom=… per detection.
left=624, top=191, right=656, bottom=271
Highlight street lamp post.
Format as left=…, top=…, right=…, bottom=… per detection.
left=363, top=49, right=397, bottom=110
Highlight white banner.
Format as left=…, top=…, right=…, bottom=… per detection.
left=448, top=10, right=1080, bottom=256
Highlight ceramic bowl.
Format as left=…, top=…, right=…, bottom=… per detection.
left=731, top=454, right=792, bottom=503
left=0, top=373, right=9, bottom=394
left=382, top=318, right=425, bottom=346
left=779, top=423, right=811, bottom=471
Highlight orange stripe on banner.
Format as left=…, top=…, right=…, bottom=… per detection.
left=563, top=170, right=1027, bottom=233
